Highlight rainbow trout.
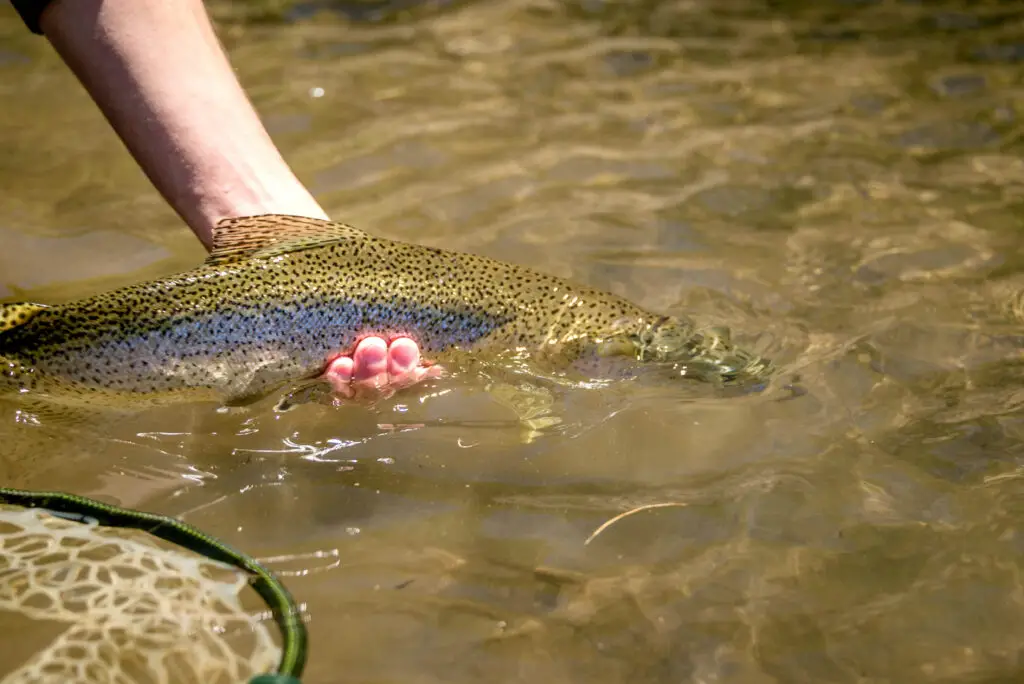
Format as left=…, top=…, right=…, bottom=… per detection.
left=0, top=215, right=769, bottom=407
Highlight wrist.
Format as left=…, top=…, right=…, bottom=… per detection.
left=185, top=173, right=328, bottom=250
left=39, top=0, right=328, bottom=252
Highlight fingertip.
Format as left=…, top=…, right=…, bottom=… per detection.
left=325, top=355, right=355, bottom=382
left=323, top=356, right=355, bottom=395
left=388, top=337, right=420, bottom=374
left=354, top=336, right=389, bottom=379
left=355, top=336, right=389, bottom=355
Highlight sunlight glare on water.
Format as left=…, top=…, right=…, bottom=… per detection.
left=3, top=0, right=1024, bottom=682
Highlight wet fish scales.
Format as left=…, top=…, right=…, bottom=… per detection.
left=0, top=215, right=768, bottom=404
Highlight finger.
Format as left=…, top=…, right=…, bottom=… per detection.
left=352, top=336, right=389, bottom=387
left=387, top=337, right=420, bottom=379
left=322, top=355, right=355, bottom=398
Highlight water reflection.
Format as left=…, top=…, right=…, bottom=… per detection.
left=3, top=0, right=1024, bottom=682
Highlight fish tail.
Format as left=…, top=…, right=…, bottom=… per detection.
left=0, top=302, right=48, bottom=336
left=0, top=302, right=48, bottom=394
left=0, top=354, right=15, bottom=392
left=0, top=349, right=25, bottom=394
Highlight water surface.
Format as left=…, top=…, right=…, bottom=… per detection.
left=3, top=0, right=1024, bottom=682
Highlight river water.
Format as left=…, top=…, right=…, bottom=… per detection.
left=2, top=0, right=1024, bottom=682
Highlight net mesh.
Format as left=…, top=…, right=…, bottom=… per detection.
left=0, top=505, right=281, bottom=684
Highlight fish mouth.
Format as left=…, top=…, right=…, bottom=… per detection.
left=631, top=316, right=773, bottom=384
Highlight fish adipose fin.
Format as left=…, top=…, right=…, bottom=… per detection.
left=205, top=214, right=369, bottom=266
left=0, top=303, right=48, bottom=334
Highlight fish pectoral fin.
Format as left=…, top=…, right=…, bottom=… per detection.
left=0, top=302, right=49, bottom=333
left=273, top=379, right=335, bottom=413
left=221, top=386, right=277, bottom=409
left=206, top=214, right=369, bottom=265
left=221, top=373, right=319, bottom=410
left=222, top=377, right=332, bottom=413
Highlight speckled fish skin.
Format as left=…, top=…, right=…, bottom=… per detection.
left=0, top=215, right=769, bottom=404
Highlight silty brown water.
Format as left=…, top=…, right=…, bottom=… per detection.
left=2, top=0, right=1024, bottom=682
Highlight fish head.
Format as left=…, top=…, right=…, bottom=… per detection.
left=599, top=316, right=772, bottom=384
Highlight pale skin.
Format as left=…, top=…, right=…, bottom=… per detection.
left=35, top=0, right=438, bottom=398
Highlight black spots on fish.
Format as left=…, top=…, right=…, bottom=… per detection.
left=77, top=358, right=108, bottom=387
left=7, top=366, right=40, bottom=390
left=1, top=359, right=21, bottom=381
left=0, top=302, right=49, bottom=334
left=4, top=218, right=694, bottom=397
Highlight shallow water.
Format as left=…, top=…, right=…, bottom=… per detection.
left=3, top=0, right=1024, bottom=681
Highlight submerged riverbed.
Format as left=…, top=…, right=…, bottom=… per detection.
left=3, top=0, right=1024, bottom=682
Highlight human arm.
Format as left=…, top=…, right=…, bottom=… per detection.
left=27, top=0, right=327, bottom=250
left=12, top=0, right=435, bottom=393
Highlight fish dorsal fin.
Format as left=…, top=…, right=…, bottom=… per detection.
left=0, top=302, right=48, bottom=333
left=205, top=214, right=368, bottom=265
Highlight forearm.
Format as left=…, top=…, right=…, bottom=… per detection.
left=37, top=0, right=326, bottom=249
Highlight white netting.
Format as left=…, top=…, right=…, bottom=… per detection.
left=0, top=505, right=281, bottom=684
